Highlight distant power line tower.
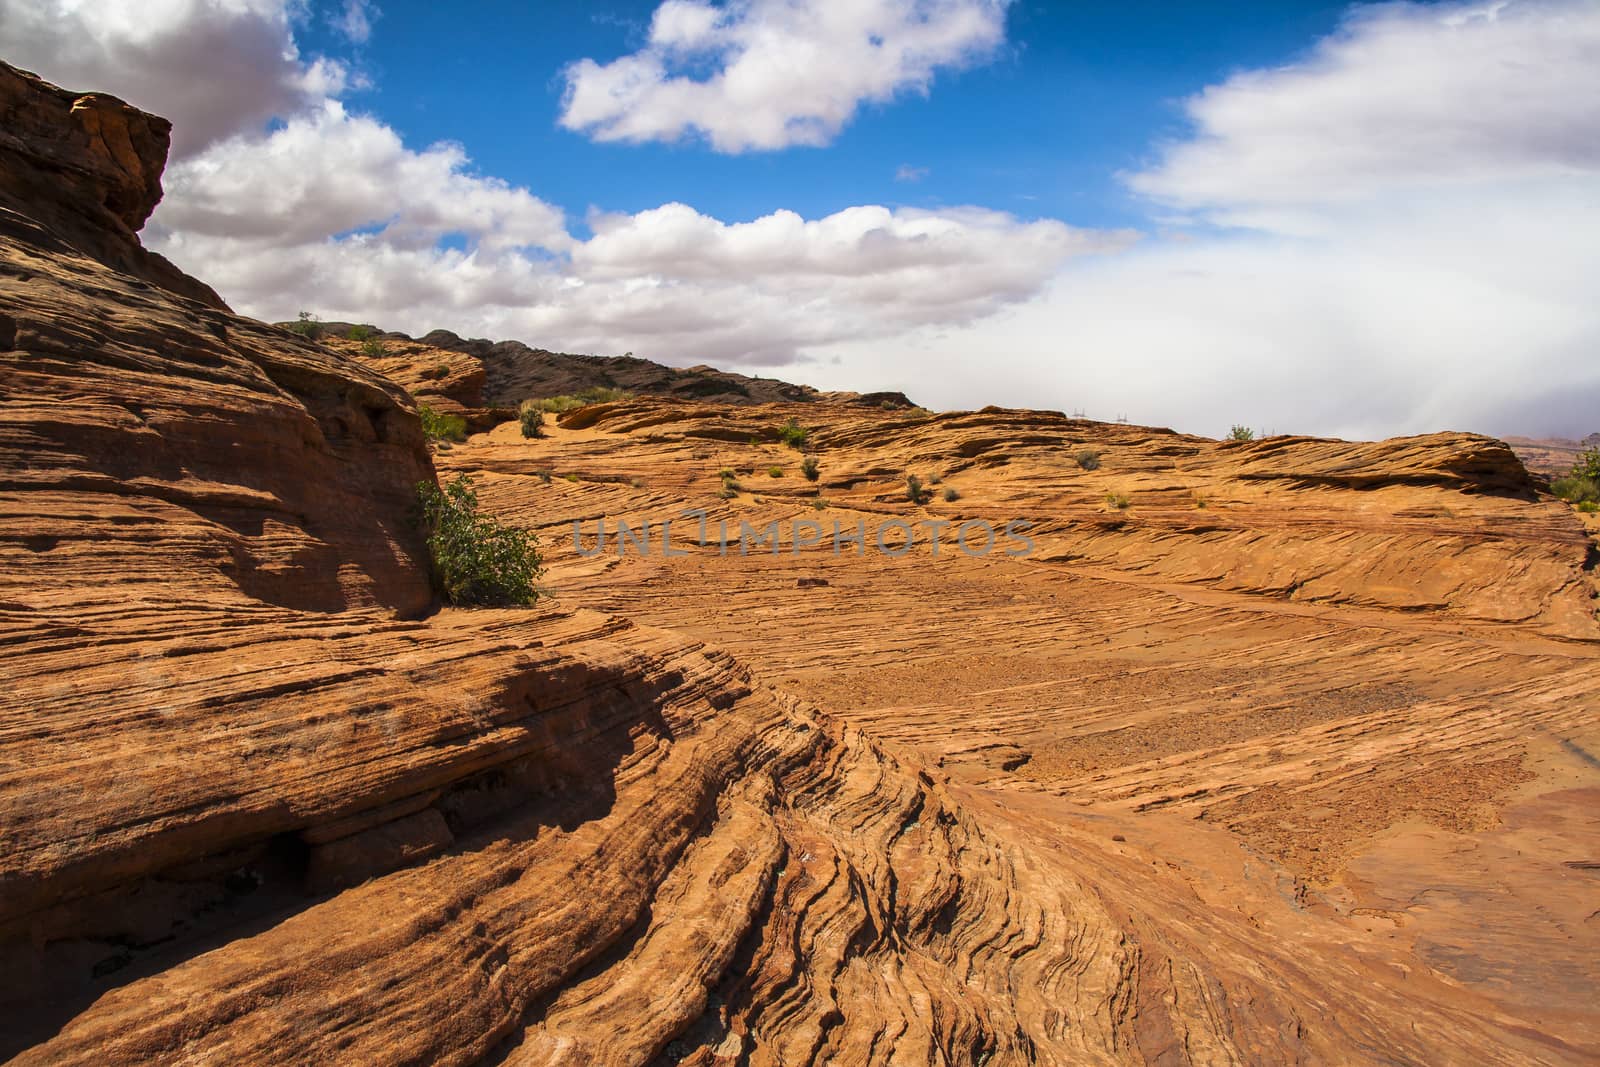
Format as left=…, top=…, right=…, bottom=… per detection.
left=1115, top=413, right=1129, bottom=424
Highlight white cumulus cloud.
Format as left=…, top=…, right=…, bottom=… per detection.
left=559, top=0, right=1013, bottom=151
left=808, top=0, right=1600, bottom=438
left=0, top=0, right=350, bottom=158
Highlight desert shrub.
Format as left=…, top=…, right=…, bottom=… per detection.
left=420, top=363, right=450, bottom=381
left=286, top=310, right=322, bottom=339
left=1105, top=491, right=1131, bottom=509
left=1075, top=449, right=1101, bottom=471
left=1193, top=493, right=1209, bottom=509
left=1552, top=475, right=1600, bottom=504
left=536, top=470, right=552, bottom=484
left=929, top=472, right=942, bottom=484
left=562, top=473, right=578, bottom=482
left=418, top=403, right=467, bottom=444
left=800, top=455, right=820, bottom=481
left=414, top=475, right=543, bottom=607
left=768, top=466, right=784, bottom=478
left=360, top=338, right=386, bottom=357
left=577, top=385, right=632, bottom=404
left=518, top=401, right=544, bottom=439
left=942, top=487, right=960, bottom=502
left=906, top=475, right=928, bottom=504
left=1578, top=500, right=1598, bottom=514
left=777, top=418, right=809, bottom=449
left=539, top=388, right=632, bottom=413
left=1228, top=425, right=1255, bottom=442
left=346, top=325, right=375, bottom=341
left=1570, top=446, right=1600, bottom=481
left=812, top=497, right=829, bottom=510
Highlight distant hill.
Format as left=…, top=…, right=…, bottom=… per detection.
left=1503, top=433, right=1600, bottom=480
left=299, top=322, right=916, bottom=416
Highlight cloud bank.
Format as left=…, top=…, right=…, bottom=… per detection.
left=560, top=0, right=1013, bottom=152
left=809, top=0, right=1600, bottom=439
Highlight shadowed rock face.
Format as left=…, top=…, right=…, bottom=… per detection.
left=4, top=61, right=1600, bottom=1067
left=306, top=321, right=918, bottom=416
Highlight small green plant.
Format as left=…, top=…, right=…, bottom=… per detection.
left=286, top=310, right=322, bottom=339
left=811, top=497, right=829, bottom=510
left=1105, top=491, right=1131, bottom=510
left=420, top=363, right=450, bottom=381
left=1193, top=493, right=1209, bottom=509
left=539, top=387, right=633, bottom=413
left=418, top=403, right=467, bottom=444
left=942, top=487, right=960, bottom=502
left=776, top=418, right=809, bottom=449
left=562, top=473, right=578, bottom=483
left=1076, top=449, right=1101, bottom=471
left=906, top=474, right=929, bottom=505
left=519, top=401, right=544, bottom=439
left=800, top=455, right=820, bottom=481
left=1228, top=425, right=1256, bottom=442
left=346, top=324, right=375, bottom=341
left=576, top=385, right=632, bottom=404
left=414, top=475, right=543, bottom=607
left=768, top=466, right=784, bottom=478
left=629, top=477, right=645, bottom=489
left=360, top=338, right=386, bottom=357
left=1577, top=500, right=1598, bottom=514
left=1552, top=475, right=1599, bottom=504
left=929, top=472, right=942, bottom=485
left=536, top=470, right=552, bottom=484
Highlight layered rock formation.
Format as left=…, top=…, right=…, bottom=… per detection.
left=3, top=61, right=1598, bottom=1067
left=306, top=321, right=917, bottom=416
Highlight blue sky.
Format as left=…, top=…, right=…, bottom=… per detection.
left=2, top=0, right=1597, bottom=438
left=304, top=1, right=1352, bottom=232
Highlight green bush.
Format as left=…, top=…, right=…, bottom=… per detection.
left=346, top=325, right=375, bottom=341
left=1228, top=425, right=1255, bottom=442
left=421, top=363, right=451, bottom=381
left=1105, top=491, right=1131, bottom=509
left=906, top=474, right=928, bottom=505
left=418, top=403, right=467, bottom=444
left=800, top=455, right=820, bottom=481
left=811, top=497, right=829, bottom=510
left=1577, top=500, right=1598, bottom=514
left=286, top=310, right=322, bottom=339
left=538, top=387, right=633, bottom=413
left=414, top=475, right=543, bottom=607
left=1552, top=475, right=1599, bottom=504
left=942, top=487, right=960, bottom=502
left=519, top=401, right=544, bottom=439
left=360, top=338, right=386, bottom=357
left=1075, top=449, right=1101, bottom=471
left=1570, top=446, right=1600, bottom=481
left=768, top=466, right=784, bottom=478
left=777, top=418, right=809, bottom=449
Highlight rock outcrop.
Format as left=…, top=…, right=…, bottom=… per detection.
left=4, top=60, right=1599, bottom=1067
left=309, top=322, right=918, bottom=414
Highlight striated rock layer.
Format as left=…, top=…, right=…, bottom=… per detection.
left=3, top=62, right=1599, bottom=1067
